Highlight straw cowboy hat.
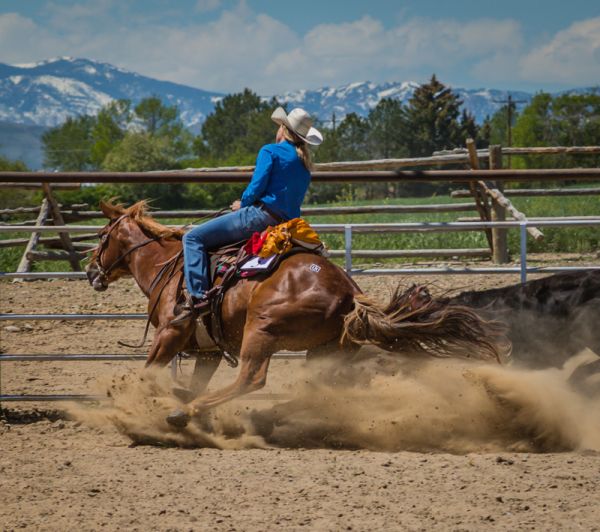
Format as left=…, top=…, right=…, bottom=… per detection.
left=271, top=106, right=323, bottom=146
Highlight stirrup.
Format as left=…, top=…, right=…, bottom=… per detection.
left=171, top=295, right=210, bottom=326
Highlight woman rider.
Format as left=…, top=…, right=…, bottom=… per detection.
left=172, top=107, right=323, bottom=324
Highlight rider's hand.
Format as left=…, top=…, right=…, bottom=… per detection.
left=230, top=200, right=241, bottom=211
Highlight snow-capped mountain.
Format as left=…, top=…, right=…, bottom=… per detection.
left=0, top=57, right=596, bottom=169
left=277, top=81, right=539, bottom=125
left=0, top=57, right=223, bottom=131
left=1, top=58, right=535, bottom=128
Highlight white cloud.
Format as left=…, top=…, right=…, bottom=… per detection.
left=518, top=17, right=600, bottom=85
left=195, top=0, right=222, bottom=13
left=1, top=3, right=598, bottom=93
left=265, top=16, right=523, bottom=90
left=0, top=12, right=65, bottom=62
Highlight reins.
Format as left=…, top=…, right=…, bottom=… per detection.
left=117, top=249, right=183, bottom=349
left=94, top=206, right=230, bottom=350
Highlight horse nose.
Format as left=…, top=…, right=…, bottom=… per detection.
left=85, top=262, right=98, bottom=284
left=85, top=262, right=107, bottom=291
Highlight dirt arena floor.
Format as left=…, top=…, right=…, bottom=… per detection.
left=1, top=256, right=600, bottom=531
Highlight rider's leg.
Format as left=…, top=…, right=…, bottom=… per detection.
left=175, top=206, right=277, bottom=323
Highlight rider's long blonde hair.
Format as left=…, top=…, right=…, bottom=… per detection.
left=281, top=125, right=313, bottom=171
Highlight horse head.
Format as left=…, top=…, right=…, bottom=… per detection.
left=86, top=201, right=138, bottom=291
left=86, top=200, right=184, bottom=292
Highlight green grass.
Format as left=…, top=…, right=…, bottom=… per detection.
left=1, top=190, right=599, bottom=272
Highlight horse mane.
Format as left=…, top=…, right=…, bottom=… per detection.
left=103, top=199, right=184, bottom=240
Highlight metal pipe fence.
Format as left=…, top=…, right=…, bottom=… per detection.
left=1, top=219, right=598, bottom=404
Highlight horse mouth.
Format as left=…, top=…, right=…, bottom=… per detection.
left=85, top=263, right=109, bottom=291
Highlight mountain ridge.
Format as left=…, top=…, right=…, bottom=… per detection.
left=1, top=57, right=597, bottom=169
left=4, top=56, right=596, bottom=129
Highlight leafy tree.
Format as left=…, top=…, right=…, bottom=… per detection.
left=483, top=103, right=520, bottom=147
left=42, top=115, right=95, bottom=170
left=102, top=132, right=178, bottom=171
left=102, top=132, right=185, bottom=206
left=197, top=89, right=279, bottom=161
left=90, top=99, right=131, bottom=167
left=513, top=92, right=600, bottom=168
left=0, top=156, right=36, bottom=210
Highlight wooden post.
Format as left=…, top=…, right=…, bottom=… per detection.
left=15, top=198, right=50, bottom=277
left=41, top=183, right=82, bottom=272
left=465, top=139, right=493, bottom=250
left=489, top=145, right=509, bottom=264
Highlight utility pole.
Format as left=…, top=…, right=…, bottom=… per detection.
left=493, top=94, right=527, bottom=167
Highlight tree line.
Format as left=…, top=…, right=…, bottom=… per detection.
left=2, top=75, right=599, bottom=209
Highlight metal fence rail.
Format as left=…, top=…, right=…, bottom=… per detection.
left=0, top=393, right=291, bottom=403
left=2, top=219, right=598, bottom=403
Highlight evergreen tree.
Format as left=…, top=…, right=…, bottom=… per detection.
left=405, top=75, right=469, bottom=156
left=134, top=96, right=178, bottom=136
left=133, top=97, right=192, bottom=158
left=367, top=98, right=410, bottom=159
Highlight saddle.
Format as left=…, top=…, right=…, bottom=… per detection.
left=193, top=222, right=326, bottom=366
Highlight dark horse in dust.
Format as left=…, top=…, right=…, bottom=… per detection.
left=86, top=201, right=509, bottom=427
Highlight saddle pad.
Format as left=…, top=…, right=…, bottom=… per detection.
left=239, top=254, right=277, bottom=271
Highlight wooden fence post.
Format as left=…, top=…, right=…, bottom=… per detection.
left=15, top=198, right=50, bottom=278
left=465, top=139, right=493, bottom=250
left=41, top=183, right=82, bottom=272
left=489, top=145, right=509, bottom=264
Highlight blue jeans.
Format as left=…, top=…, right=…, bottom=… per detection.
left=182, top=205, right=278, bottom=298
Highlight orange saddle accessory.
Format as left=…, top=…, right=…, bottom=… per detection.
left=258, top=218, right=323, bottom=258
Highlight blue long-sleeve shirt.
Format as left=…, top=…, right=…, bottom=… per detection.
left=240, top=140, right=311, bottom=220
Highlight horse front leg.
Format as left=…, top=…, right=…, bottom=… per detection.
left=145, top=322, right=194, bottom=367
left=166, top=328, right=274, bottom=428
left=172, top=350, right=223, bottom=403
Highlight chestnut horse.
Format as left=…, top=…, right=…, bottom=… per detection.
left=86, top=201, right=509, bottom=427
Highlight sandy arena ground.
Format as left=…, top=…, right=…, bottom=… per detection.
left=1, top=258, right=600, bottom=531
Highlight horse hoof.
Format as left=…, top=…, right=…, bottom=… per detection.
left=166, top=409, right=191, bottom=428
left=172, top=387, right=195, bottom=403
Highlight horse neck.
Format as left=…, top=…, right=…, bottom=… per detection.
left=124, top=225, right=182, bottom=298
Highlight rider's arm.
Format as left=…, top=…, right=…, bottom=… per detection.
left=241, top=147, right=273, bottom=207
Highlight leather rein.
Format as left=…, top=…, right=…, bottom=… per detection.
left=94, top=214, right=183, bottom=348
left=93, top=208, right=230, bottom=350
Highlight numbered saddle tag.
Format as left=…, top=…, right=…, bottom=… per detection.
left=240, top=254, right=277, bottom=271
left=309, top=263, right=321, bottom=273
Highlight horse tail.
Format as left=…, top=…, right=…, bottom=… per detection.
left=341, top=285, right=511, bottom=363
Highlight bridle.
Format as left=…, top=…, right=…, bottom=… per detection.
left=94, top=214, right=159, bottom=280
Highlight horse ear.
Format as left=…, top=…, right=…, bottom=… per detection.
left=100, top=201, right=118, bottom=220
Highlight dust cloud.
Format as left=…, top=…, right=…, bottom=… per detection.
left=67, top=350, right=600, bottom=453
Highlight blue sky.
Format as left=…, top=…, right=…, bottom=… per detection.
left=1, top=0, right=599, bottom=94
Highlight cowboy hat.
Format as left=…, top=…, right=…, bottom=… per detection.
left=271, top=106, right=323, bottom=146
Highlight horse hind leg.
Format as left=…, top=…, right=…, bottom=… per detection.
left=166, top=327, right=276, bottom=428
